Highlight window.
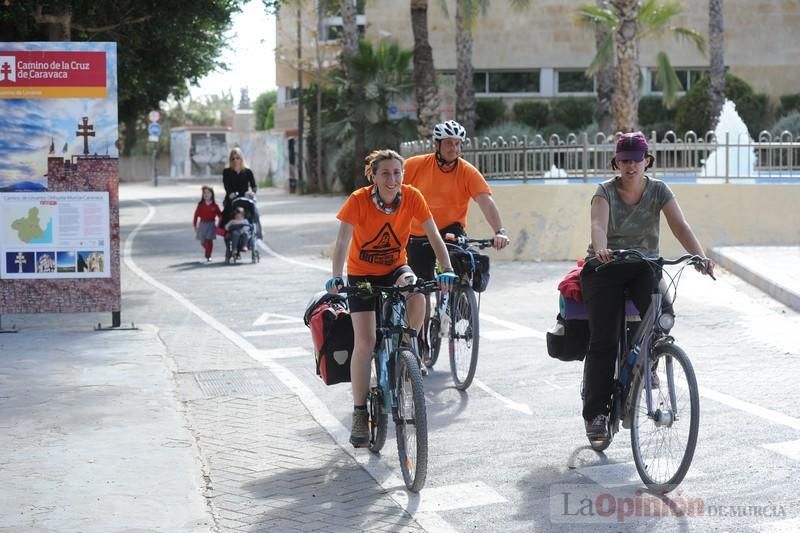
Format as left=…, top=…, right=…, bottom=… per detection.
left=557, top=70, right=594, bottom=93
left=650, top=68, right=706, bottom=93
left=322, top=23, right=365, bottom=41
left=472, top=70, right=540, bottom=94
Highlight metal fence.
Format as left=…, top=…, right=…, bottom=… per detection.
left=399, top=131, right=800, bottom=182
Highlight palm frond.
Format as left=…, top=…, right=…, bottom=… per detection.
left=639, top=0, right=683, bottom=30
left=654, top=52, right=683, bottom=109
left=575, top=4, right=616, bottom=29
left=585, top=32, right=614, bottom=76
left=508, top=0, right=531, bottom=12
left=670, top=27, right=706, bottom=54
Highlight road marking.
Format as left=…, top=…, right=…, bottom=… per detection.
left=473, top=378, right=532, bottom=415
left=762, top=439, right=800, bottom=461
left=256, top=346, right=311, bottom=359
left=698, top=387, right=800, bottom=431
left=241, top=327, right=309, bottom=337
left=576, top=461, right=704, bottom=488
left=258, top=240, right=329, bottom=272
left=481, top=313, right=546, bottom=340
left=390, top=481, right=506, bottom=513
left=125, top=201, right=459, bottom=532
left=252, top=312, right=298, bottom=326
left=760, top=517, right=800, bottom=532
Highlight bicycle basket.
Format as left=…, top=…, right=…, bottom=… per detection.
left=546, top=313, right=589, bottom=362
left=304, top=291, right=354, bottom=385
left=448, top=247, right=491, bottom=292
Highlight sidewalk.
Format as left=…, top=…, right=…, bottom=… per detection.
left=0, top=320, right=211, bottom=532
left=710, top=245, right=800, bottom=313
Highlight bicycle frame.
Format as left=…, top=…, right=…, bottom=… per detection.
left=375, top=290, right=421, bottom=416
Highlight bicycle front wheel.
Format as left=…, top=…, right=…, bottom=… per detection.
left=426, top=294, right=442, bottom=368
left=630, top=343, right=699, bottom=493
left=367, top=356, right=388, bottom=453
left=395, top=349, right=428, bottom=492
left=448, top=286, right=479, bottom=390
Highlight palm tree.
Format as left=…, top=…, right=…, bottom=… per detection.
left=708, top=0, right=725, bottom=130
left=339, top=0, right=368, bottom=187
left=592, top=0, right=615, bottom=134
left=451, top=0, right=529, bottom=135
left=578, top=0, right=705, bottom=133
left=411, top=0, right=440, bottom=138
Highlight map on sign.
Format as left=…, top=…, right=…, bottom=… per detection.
left=6, top=206, right=54, bottom=245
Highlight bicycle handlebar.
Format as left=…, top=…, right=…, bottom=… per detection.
left=444, top=233, right=495, bottom=249
left=596, top=249, right=716, bottom=279
left=338, top=278, right=441, bottom=298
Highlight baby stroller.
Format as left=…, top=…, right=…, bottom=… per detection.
left=224, top=193, right=261, bottom=264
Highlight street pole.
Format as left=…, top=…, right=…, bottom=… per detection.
left=296, top=7, right=304, bottom=194
left=152, top=141, right=158, bottom=187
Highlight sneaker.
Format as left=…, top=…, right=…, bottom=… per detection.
left=242, top=246, right=249, bottom=252
left=349, top=409, right=369, bottom=448
left=206, top=257, right=212, bottom=263
left=585, top=414, right=609, bottom=441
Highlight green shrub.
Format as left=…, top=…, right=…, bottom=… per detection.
left=475, top=98, right=507, bottom=131
left=475, top=121, right=539, bottom=141
left=638, top=96, right=675, bottom=127
left=771, top=111, right=800, bottom=138
left=512, top=101, right=549, bottom=129
left=675, top=73, right=771, bottom=138
left=778, top=94, right=800, bottom=117
left=641, top=122, right=678, bottom=141
left=549, top=97, right=594, bottom=131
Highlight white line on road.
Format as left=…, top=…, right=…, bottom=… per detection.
left=241, top=327, right=309, bottom=337
left=481, top=313, right=546, bottom=339
left=256, top=346, right=311, bottom=359
left=125, top=201, right=463, bottom=532
left=762, top=439, right=800, bottom=462
left=473, top=379, right=532, bottom=415
left=252, top=311, right=298, bottom=326
left=258, top=239, right=329, bottom=272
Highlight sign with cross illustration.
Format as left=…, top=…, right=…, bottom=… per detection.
left=14, top=252, right=26, bottom=273
left=76, top=116, right=95, bottom=155
left=0, top=61, right=12, bottom=82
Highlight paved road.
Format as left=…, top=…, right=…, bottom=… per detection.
left=108, top=184, right=800, bottom=531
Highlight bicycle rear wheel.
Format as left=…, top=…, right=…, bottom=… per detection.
left=395, top=349, right=428, bottom=492
left=426, top=294, right=443, bottom=368
left=367, top=356, right=388, bottom=453
left=448, top=286, right=479, bottom=390
left=630, top=343, right=699, bottom=493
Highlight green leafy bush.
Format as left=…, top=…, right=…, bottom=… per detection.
left=638, top=96, right=675, bottom=128
left=475, top=121, right=539, bottom=141
left=549, top=97, right=594, bottom=131
left=675, top=74, right=771, bottom=138
left=771, top=111, right=800, bottom=138
left=778, top=94, right=800, bottom=118
left=512, top=101, right=549, bottom=129
left=476, top=98, right=507, bottom=131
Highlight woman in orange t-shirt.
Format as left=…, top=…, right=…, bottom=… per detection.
left=326, top=148, right=456, bottom=448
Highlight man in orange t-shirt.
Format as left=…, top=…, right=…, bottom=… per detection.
left=404, top=120, right=510, bottom=282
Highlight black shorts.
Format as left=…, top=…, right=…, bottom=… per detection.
left=406, top=222, right=466, bottom=281
left=346, top=265, right=416, bottom=313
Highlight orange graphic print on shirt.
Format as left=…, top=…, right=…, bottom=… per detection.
left=337, top=185, right=433, bottom=276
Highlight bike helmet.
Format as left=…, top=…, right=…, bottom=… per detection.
left=432, top=120, right=467, bottom=141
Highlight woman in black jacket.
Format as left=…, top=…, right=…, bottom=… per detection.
left=220, top=148, right=258, bottom=230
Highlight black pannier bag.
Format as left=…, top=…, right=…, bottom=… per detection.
left=546, top=313, right=590, bottom=362
left=449, top=247, right=491, bottom=292
left=304, top=291, right=354, bottom=385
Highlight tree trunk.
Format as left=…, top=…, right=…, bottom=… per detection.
left=340, top=0, right=367, bottom=188
left=122, top=115, right=138, bottom=157
left=594, top=0, right=614, bottom=135
left=708, top=0, right=725, bottom=130
left=411, top=0, right=440, bottom=139
left=610, top=0, right=640, bottom=133
left=455, top=1, right=476, bottom=135
left=34, top=4, right=72, bottom=40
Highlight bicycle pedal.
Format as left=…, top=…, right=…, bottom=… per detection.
left=420, top=365, right=428, bottom=377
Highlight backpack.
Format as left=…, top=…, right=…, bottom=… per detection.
left=449, top=247, right=491, bottom=292
left=304, top=291, right=354, bottom=385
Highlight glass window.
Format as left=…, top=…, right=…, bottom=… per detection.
left=557, top=71, right=593, bottom=93
left=650, top=69, right=706, bottom=92
left=473, top=72, right=488, bottom=93
left=486, top=71, right=540, bottom=93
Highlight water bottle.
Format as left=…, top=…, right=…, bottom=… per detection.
left=619, top=344, right=640, bottom=388
left=378, top=347, right=390, bottom=409
left=438, top=293, right=450, bottom=336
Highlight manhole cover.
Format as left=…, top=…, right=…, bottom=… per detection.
left=191, top=367, right=289, bottom=398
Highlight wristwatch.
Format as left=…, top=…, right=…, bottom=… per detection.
left=495, top=228, right=508, bottom=236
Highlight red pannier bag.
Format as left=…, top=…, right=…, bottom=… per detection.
left=303, top=291, right=354, bottom=385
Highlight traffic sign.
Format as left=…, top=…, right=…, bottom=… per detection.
left=148, top=110, right=160, bottom=123
left=148, top=122, right=161, bottom=142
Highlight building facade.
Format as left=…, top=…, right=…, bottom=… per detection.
left=274, top=0, right=800, bottom=131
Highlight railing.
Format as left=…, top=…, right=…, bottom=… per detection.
left=399, top=131, right=800, bottom=182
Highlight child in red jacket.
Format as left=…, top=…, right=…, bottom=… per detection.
left=193, top=186, right=222, bottom=262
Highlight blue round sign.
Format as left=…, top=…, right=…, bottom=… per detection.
left=148, top=123, right=161, bottom=136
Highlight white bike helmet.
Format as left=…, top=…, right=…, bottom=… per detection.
left=432, top=120, right=467, bottom=141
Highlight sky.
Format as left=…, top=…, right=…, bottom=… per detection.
left=189, top=1, right=278, bottom=102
